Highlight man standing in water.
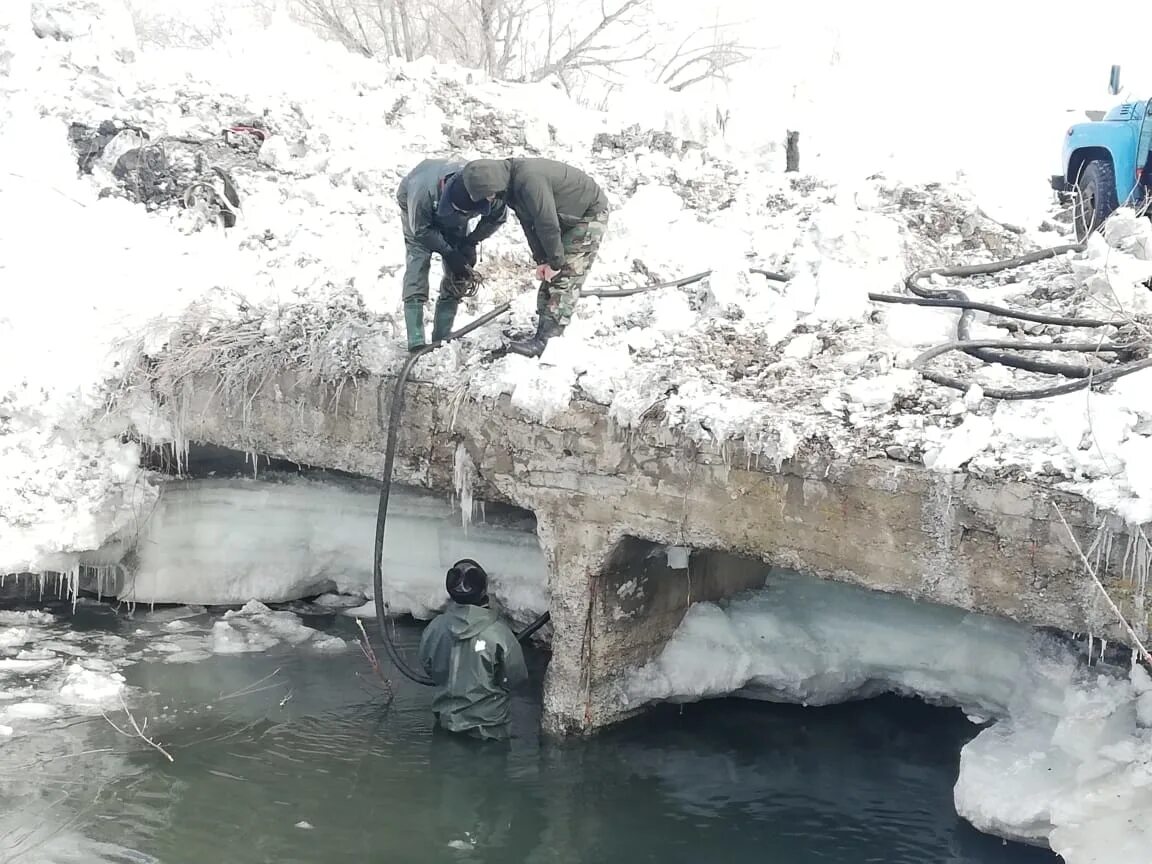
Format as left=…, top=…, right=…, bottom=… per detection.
left=418, top=559, right=528, bottom=741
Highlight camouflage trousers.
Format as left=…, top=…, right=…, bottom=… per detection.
left=539, top=210, right=609, bottom=327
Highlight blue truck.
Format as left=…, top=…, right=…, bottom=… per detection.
left=1051, top=66, right=1152, bottom=240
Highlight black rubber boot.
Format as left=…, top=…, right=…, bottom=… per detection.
left=506, top=315, right=563, bottom=358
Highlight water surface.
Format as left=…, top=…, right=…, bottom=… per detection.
left=0, top=603, right=1059, bottom=864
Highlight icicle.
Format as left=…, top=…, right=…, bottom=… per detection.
left=453, top=442, right=476, bottom=534
left=70, top=565, right=78, bottom=613
left=1087, top=633, right=1095, bottom=665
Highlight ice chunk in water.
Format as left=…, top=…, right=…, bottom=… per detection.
left=0, top=658, right=62, bottom=675
left=0, top=611, right=54, bottom=625
left=225, top=601, right=317, bottom=645
left=58, top=663, right=125, bottom=707
left=0, top=627, right=32, bottom=648
left=141, top=605, right=207, bottom=624
left=313, top=592, right=366, bottom=609
left=310, top=634, right=347, bottom=654
left=211, top=621, right=279, bottom=655
left=3, top=702, right=60, bottom=720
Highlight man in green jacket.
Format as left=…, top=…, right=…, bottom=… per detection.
left=456, top=157, right=609, bottom=357
left=417, top=559, right=528, bottom=741
left=396, top=159, right=506, bottom=351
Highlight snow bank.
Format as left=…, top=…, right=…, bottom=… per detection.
left=92, top=475, right=548, bottom=619
left=623, top=571, right=1152, bottom=862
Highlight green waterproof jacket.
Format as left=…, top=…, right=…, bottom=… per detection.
left=396, top=158, right=507, bottom=256
left=417, top=601, right=528, bottom=740
left=460, top=157, right=607, bottom=271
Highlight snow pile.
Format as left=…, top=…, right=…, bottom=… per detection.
left=623, top=571, right=1152, bottom=862
left=957, top=663, right=1152, bottom=861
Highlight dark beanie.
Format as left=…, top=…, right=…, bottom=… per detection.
left=441, top=173, right=492, bottom=217
left=446, top=559, right=488, bottom=605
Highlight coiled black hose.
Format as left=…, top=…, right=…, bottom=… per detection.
left=870, top=242, right=1152, bottom=399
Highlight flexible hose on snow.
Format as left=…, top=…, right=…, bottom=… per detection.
left=871, top=242, right=1152, bottom=399
left=372, top=270, right=712, bottom=686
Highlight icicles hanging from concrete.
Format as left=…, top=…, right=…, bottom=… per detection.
left=4, top=564, right=125, bottom=607
left=452, top=442, right=476, bottom=534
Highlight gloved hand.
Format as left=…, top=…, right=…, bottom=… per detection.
left=444, top=249, right=470, bottom=277
left=535, top=263, right=560, bottom=283
left=459, top=240, right=478, bottom=268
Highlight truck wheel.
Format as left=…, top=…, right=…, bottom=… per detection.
left=1074, top=159, right=1118, bottom=241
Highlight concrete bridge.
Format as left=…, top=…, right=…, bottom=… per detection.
left=163, top=368, right=1140, bottom=735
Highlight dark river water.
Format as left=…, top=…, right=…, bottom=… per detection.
left=0, top=603, right=1059, bottom=864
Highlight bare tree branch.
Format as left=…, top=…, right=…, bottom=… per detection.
left=531, top=0, right=646, bottom=81
left=657, top=27, right=756, bottom=92
left=102, top=695, right=174, bottom=763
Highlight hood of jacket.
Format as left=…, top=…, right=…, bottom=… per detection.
left=441, top=600, right=499, bottom=640
left=461, top=159, right=512, bottom=201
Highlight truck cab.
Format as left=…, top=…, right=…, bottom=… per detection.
left=1051, top=67, right=1152, bottom=239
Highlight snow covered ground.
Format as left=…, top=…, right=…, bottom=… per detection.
left=624, top=572, right=1152, bottom=863
left=3, top=1, right=1152, bottom=586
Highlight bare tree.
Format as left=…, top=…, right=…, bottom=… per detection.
left=530, top=0, right=650, bottom=85
left=289, top=0, right=756, bottom=101
left=435, top=0, right=535, bottom=77
left=654, top=23, right=756, bottom=92
left=293, top=0, right=374, bottom=55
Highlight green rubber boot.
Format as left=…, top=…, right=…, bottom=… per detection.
left=431, top=297, right=459, bottom=343
left=404, top=300, right=426, bottom=352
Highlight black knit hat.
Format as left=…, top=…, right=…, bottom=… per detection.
left=437, top=173, right=492, bottom=218
left=446, top=558, right=488, bottom=606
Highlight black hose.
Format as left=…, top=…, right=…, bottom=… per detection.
left=914, top=347, right=1152, bottom=400
left=373, top=344, right=438, bottom=686
left=582, top=270, right=712, bottom=297
left=867, top=293, right=1125, bottom=329
left=515, top=611, right=552, bottom=641
left=881, top=241, right=1152, bottom=397
left=902, top=243, right=1109, bottom=378
left=371, top=270, right=705, bottom=685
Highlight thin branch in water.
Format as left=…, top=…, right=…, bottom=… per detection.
left=102, top=695, right=175, bottom=763
left=218, top=666, right=284, bottom=701
left=356, top=619, right=395, bottom=699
